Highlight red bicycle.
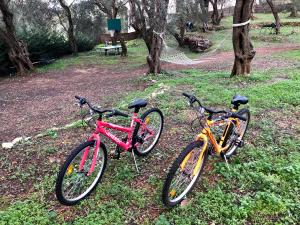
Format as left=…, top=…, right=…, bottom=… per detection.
left=55, top=96, right=164, bottom=205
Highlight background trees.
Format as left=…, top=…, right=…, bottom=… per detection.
left=0, top=0, right=103, bottom=75
left=266, top=0, right=280, bottom=34
left=290, top=0, right=299, bottom=18
left=0, top=0, right=33, bottom=75
left=94, top=0, right=128, bottom=19
left=56, top=0, right=78, bottom=54
left=129, top=0, right=170, bottom=74
left=231, top=0, right=256, bottom=76
left=209, top=0, right=225, bottom=25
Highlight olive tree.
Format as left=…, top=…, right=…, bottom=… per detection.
left=0, top=0, right=33, bottom=75
left=129, top=0, right=169, bottom=74
left=231, top=0, right=256, bottom=76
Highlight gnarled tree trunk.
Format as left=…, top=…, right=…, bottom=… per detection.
left=129, top=0, right=169, bottom=74
left=146, top=0, right=169, bottom=74
left=231, top=0, right=256, bottom=76
left=0, top=0, right=33, bottom=75
left=58, top=0, right=77, bottom=54
left=289, top=4, right=298, bottom=18
left=173, top=18, right=186, bottom=47
left=209, top=0, right=223, bottom=26
left=147, top=33, right=164, bottom=74
left=266, top=0, right=280, bottom=34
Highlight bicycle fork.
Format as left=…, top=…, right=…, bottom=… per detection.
left=79, top=134, right=101, bottom=176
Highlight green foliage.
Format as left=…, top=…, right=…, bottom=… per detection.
left=0, top=200, right=55, bottom=225
left=46, top=129, right=58, bottom=139
left=0, top=28, right=96, bottom=75
left=73, top=201, right=125, bottom=225
left=19, top=29, right=70, bottom=61
left=76, top=33, right=96, bottom=52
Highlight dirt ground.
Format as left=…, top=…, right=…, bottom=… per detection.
left=0, top=44, right=298, bottom=142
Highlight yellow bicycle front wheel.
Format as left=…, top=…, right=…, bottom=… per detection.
left=162, top=141, right=208, bottom=207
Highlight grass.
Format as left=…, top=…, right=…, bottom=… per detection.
left=1, top=64, right=299, bottom=224
left=36, top=39, right=148, bottom=73
left=1, top=13, right=300, bottom=225
left=32, top=13, right=300, bottom=74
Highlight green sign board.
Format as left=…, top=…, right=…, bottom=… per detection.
left=107, top=19, right=121, bottom=31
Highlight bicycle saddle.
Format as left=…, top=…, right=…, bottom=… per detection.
left=128, top=99, right=147, bottom=112
left=231, top=95, right=248, bottom=105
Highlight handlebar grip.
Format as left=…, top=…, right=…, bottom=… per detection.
left=75, top=95, right=87, bottom=105
left=182, top=92, right=192, bottom=98
left=115, top=110, right=129, bottom=118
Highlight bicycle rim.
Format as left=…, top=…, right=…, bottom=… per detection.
left=138, top=110, right=163, bottom=154
left=61, top=143, right=105, bottom=202
left=225, top=110, right=249, bottom=156
left=169, top=147, right=205, bottom=203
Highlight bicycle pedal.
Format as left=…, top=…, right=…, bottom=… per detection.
left=136, top=136, right=144, bottom=144
left=208, top=147, right=214, bottom=156
left=235, top=139, right=244, bottom=147
left=110, top=151, right=120, bottom=159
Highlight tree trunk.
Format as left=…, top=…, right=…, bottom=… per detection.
left=58, top=0, right=77, bottom=54
left=147, top=0, right=169, bottom=74
left=289, top=4, right=298, bottom=18
left=174, top=22, right=185, bottom=47
left=147, top=34, right=164, bottom=74
left=266, top=0, right=280, bottom=34
left=0, top=0, right=33, bottom=75
left=231, top=0, right=256, bottom=76
left=68, top=24, right=78, bottom=54
left=210, top=0, right=222, bottom=25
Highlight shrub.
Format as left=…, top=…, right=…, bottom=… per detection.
left=76, top=32, right=96, bottom=52
left=0, top=28, right=97, bottom=76
left=18, top=28, right=71, bottom=61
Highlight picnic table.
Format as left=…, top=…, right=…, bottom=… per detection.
left=96, top=45, right=122, bottom=56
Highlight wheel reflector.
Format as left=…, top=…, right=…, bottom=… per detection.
left=145, top=117, right=150, bottom=125
left=67, top=164, right=74, bottom=176
left=170, top=189, right=176, bottom=197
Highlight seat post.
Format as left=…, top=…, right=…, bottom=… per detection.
left=232, top=104, right=239, bottom=111
left=134, top=107, right=140, bottom=113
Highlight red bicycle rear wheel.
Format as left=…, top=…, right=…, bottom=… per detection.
left=133, top=108, right=164, bottom=156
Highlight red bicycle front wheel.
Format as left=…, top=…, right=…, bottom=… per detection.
left=55, top=141, right=107, bottom=205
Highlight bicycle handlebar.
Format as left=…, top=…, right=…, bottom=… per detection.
left=182, top=93, right=226, bottom=114
left=75, top=96, right=129, bottom=118
left=182, top=93, right=246, bottom=121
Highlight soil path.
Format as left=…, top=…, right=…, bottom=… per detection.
left=0, top=44, right=298, bottom=142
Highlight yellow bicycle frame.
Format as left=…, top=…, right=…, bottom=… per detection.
left=181, top=111, right=241, bottom=176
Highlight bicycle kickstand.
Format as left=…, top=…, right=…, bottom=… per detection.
left=131, top=150, right=140, bottom=173
left=224, top=155, right=230, bottom=171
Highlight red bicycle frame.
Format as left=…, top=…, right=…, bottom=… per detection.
left=79, top=113, right=155, bottom=176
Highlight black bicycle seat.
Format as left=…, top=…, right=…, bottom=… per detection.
left=231, top=95, right=248, bottom=105
left=128, top=99, right=148, bottom=113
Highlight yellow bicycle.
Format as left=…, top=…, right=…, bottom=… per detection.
left=162, top=93, right=250, bottom=207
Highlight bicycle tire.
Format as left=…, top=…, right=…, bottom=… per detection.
left=55, top=140, right=107, bottom=205
left=224, top=108, right=250, bottom=157
left=162, top=141, right=207, bottom=207
left=133, top=108, right=164, bottom=156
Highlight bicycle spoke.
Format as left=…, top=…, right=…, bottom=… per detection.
left=61, top=144, right=105, bottom=201
left=168, top=149, right=202, bottom=200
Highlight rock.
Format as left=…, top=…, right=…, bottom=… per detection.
left=2, top=142, right=13, bottom=149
